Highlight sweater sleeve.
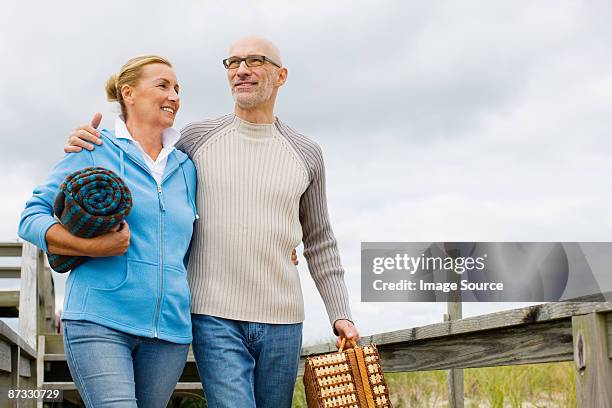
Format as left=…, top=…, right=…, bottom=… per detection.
left=298, top=142, right=353, bottom=331
left=18, top=150, right=94, bottom=252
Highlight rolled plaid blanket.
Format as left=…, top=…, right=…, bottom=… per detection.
left=48, top=166, right=133, bottom=273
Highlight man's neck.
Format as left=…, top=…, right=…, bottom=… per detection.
left=234, top=105, right=275, bottom=124
left=125, top=118, right=163, bottom=161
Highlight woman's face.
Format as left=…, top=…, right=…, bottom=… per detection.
left=123, top=63, right=180, bottom=128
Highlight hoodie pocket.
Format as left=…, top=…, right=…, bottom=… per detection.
left=158, top=264, right=191, bottom=336
left=85, top=258, right=158, bottom=330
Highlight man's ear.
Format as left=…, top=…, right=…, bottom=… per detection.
left=121, top=84, right=134, bottom=105
left=275, top=67, right=288, bottom=87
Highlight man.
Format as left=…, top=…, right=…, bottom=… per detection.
left=66, top=36, right=359, bottom=407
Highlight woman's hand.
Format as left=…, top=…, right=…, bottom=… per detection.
left=46, top=221, right=130, bottom=257
left=86, top=222, right=131, bottom=257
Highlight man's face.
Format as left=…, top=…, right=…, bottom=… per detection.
left=227, top=40, right=278, bottom=109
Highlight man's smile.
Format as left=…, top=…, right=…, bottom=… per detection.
left=234, top=81, right=258, bottom=91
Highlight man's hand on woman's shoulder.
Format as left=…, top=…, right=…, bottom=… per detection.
left=64, top=112, right=103, bottom=153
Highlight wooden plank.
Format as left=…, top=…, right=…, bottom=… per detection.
left=43, top=336, right=197, bottom=363
left=0, top=291, right=19, bottom=307
left=607, top=313, right=612, bottom=358
left=0, top=321, right=36, bottom=359
left=376, top=320, right=573, bottom=372
left=299, top=319, right=573, bottom=375
left=41, top=382, right=76, bottom=390
left=0, top=339, right=11, bottom=372
left=40, top=264, right=56, bottom=334
left=43, top=334, right=64, bottom=355
left=0, top=307, right=19, bottom=317
left=19, top=242, right=39, bottom=350
left=0, top=291, right=20, bottom=317
left=37, top=335, right=45, bottom=389
left=0, top=243, right=22, bottom=257
left=0, top=266, right=20, bottom=279
left=302, top=301, right=612, bottom=357
left=10, top=345, right=19, bottom=407
left=175, top=382, right=203, bottom=390
left=43, top=334, right=197, bottom=361
left=43, top=354, right=67, bottom=361
left=19, top=352, right=31, bottom=378
left=572, top=313, right=612, bottom=408
left=41, top=381, right=203, bottom=390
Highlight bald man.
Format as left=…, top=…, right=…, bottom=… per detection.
left=66, top=36, right=359, bottom=408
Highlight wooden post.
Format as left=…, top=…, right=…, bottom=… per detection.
left=444, top=246, right=464, bottom=408
left=36, top=336, right=45, bottom=408
left=445, top=301, right=464, bottom=408
left=18, top=243, right=39, bottom=351
left=9, top=345, right=19, bottom=408
left=572, top=312, right=612, bottom=407
left=36, top=251, right=48, bottom=338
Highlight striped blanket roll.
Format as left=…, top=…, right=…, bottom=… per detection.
left=48, top=166, right=133, bottom=273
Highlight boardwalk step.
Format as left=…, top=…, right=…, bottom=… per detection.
left=42, top=333, right=197, bottom=361
left=42, top=382, right=203, bottom=390
left=44, top=352, right=198, bottom=362
left=0, top=243, right=23, bottom=257
left=0, top=266, right=20, bottom=278
left=0, top=290, right=19, bottom=317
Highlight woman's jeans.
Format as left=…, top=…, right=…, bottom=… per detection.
left=63, top=320, right=189, bottom=407
left=191, top=314, right=303, bottom=408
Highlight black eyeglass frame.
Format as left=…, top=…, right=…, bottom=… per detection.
left=222, top=55, right=282, bottom=69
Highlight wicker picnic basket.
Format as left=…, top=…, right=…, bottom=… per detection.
left=303, top=339, right=392, bottom=408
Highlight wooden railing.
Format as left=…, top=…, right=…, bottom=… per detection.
left=300, top=301, right=612, bottom=407
left=1, top=241, right=56, bottom=408
left=4, top=242, right=612, bottom=406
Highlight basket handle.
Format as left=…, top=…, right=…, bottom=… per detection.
left=337, top=338, right=358, bottom=353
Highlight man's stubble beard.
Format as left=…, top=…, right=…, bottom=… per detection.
left=232, top=72, right=274, bottom=109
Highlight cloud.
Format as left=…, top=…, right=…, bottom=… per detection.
left=2, top=0, right=612, bottom=342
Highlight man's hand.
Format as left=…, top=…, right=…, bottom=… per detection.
left=291, top=248, right=298, bottom=265
left=64, top=112, right=103, bottom=153
left=334, top=319, right=360, bottom=349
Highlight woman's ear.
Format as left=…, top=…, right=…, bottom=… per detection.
left=121, top=84, right=134, bottom=105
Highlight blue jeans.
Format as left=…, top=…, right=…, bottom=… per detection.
left=191, top=314, right=303, bottom=408
left=63, top=320, right=189, bottom=407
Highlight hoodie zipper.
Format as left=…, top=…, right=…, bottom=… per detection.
left=154, top=184, right=166, bottom=338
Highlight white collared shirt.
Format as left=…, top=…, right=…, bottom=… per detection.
left=114, top=116, right=181, bottom=186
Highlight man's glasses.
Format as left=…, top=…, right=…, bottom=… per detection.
left=222, top=55, right=281, bottom=70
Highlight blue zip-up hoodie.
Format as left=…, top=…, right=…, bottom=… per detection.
left=18, top=129, right=197, bottom=344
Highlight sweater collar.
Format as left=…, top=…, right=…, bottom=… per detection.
left=232, top=114, right=276, bottom=138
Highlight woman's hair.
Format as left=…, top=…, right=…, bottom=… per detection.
left=105, top=55, right=172, bottom=118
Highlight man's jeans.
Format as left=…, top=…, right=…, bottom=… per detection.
left=63, top=320, right=189, bottom=407
left=191, top=314, right=303, bottom=408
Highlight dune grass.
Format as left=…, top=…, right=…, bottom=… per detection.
left=292, top=362, right=576, bottom=407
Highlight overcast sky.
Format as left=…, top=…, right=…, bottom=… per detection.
left=1, top=1, right=612, bottom=344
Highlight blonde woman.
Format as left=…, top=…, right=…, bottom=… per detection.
left=19, top=56, right=196, bottom=407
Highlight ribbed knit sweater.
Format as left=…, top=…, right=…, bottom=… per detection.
left=176, top=114, right=352, bottom=327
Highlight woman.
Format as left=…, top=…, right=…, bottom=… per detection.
left=19, top=55, right=196, bottom=407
